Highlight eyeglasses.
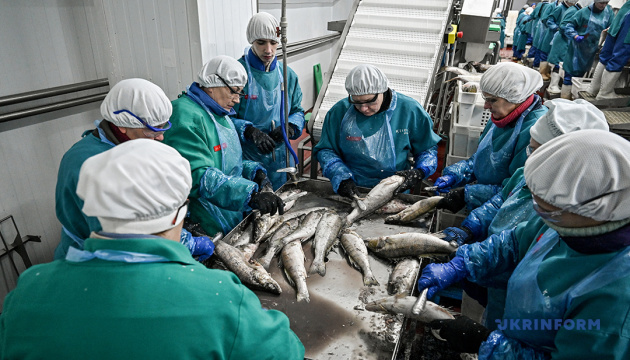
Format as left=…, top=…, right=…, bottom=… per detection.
left=526, top=145, right=534, bottom=156
left=532, top=190, right=619, bottom=223
left=172, top=199, right=190, bottom=225
left=216, top=75, right=245, bottom=97
left=113, top=109, right=171, bottom=138
left=348, top=93, right=379, bottom=105
left=481, top=94, right=499, bottom=104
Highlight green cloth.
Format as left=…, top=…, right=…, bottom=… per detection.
left=0, top=237, right=304, bottom=360
left=547, top=5, right=581, bottom=65
left=54, top=130, right=112, bottom=259
left=609, top=2, right=630, bottom=44
left=164, top=95, right=259, bottom=236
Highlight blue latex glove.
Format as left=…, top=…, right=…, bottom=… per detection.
left=192, top=236, right=215, bottom=261
left=443, top=227, right=473, bottom=246
left=417, top=256, right=468, bottom=299
left=574, top=35, right=584, bottom=43
left=433, top=175, right=457, bottom=194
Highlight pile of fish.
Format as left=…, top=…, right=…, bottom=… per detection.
left=210, top=175, right=453, bottom=314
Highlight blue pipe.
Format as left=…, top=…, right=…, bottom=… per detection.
left=280, top=90, right=299, bottom=165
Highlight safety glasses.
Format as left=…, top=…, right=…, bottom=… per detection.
left=348, top=93, right=379, bottom=105
left=216, top=75, right=245, bottom=97
left=113, top=109, right=171, bottom=138
left=532, top=190, right=619, bottom=223
left=172, top=199, right=190, bottom=225
left=481, top=94, right=499, bottom=104
left=526, top=145, right=534, bottom=156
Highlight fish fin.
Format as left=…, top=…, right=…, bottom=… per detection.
left=283, top=268, right=296, bottom=287
left=363, top=274, right=380, bottom=287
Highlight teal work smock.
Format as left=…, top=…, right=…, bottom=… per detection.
left=164, top=95, right=261, bottom=236
left=0, top=237, right=304, bottom=360
left=539, top=3, right=568, bottom=54
left=54, top=130, right=112, bottom=259
left=547, top=4, right=582, bottom=65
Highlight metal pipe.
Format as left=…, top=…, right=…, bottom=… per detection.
left=0, top=79, right=109, bottom=107
left=281, top=0, right=291, bottom=168
left=0, top=93, right=107, bottom=123
left=277, top=34, right=341, bottom=58
left=280, top=33, right=340, bottom=49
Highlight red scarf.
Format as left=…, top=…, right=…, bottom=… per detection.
left=491, top=94, right=535, bottom=128
left=106, top=121, right=131, bottom=143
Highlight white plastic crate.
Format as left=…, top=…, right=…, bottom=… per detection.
left=446, top=154, right=467, bottom=166
left=449, top=124, right=483, bottom=158
left=456, top=82, right=491, bottom=128
left=571, top=77, right=592, bottom=99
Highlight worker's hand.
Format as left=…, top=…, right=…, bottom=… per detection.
left=417, top=256, right=468, bottom=299
left=442, top=226, right=473, bottom=246
left=337, top=178, right=358, bottom=199
left=244, top=126, right=275, bottom=154
left=394, top=168, right=425, bottom=195
left=433, top=175, right=456, bottom=194
left=249, top=191, right=285, bottom=216
left=253, top=169, right=271, bottom=189
left=430, top=316, right=492, bottom=353
left=192, top=236, right=215, bottom=262
left=436, top=187, right=466, bottom=213
left=269, top=124, right=295, bottom=143
left=574, top=35, right=585, bottom=43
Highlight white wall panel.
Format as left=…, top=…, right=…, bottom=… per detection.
left=198, top=0, right=255, bottom=61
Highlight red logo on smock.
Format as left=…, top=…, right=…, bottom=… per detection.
left=213, top=143, right=228, bottom=152
left=244, top=95, right=258, bottom=100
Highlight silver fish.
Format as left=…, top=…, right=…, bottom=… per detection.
left=374, top=198, right=411, bottom=214
left=230, top=221, right=254, bottom=248
left=309, top=211, right=343, bottom=276
left=385, top=196, right=442, bottom=224
left=238, top=242, right=260, bottom=262
left=365, top=233, right=457, bottom=258
left=364, top=294, right=455, bottom=323
left=340, top=229, right=379, bottom=286
left=281, top=240, right=310, bottom=302
left=388, top=259, right=421, bottom=295
left=253, top=213, right=281, bottom=243
left=345, top=175, right=405, bottom=225
left=257, top=218, right=301, bottom=270
left=280, top=211, right=324, bottom=245
left=213, top=241, right=281, bottom=294
left=282, top=206, right=328, bottom=222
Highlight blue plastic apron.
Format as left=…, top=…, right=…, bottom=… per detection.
left=240, top=47, right=287, bottom=189
left=338, top=91, right=398, bottom=188
left=568, top=6, right=613, bottom=75
left=66, top=246, right=169, bottom=263
left=503, top=229, right=630, bottom=350
left=488, top=178, right=536, bottom=236
left=472, top=103, right=530, bottom=185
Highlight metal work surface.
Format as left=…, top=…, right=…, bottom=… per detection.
left=224, top=179, right=429, bottom=360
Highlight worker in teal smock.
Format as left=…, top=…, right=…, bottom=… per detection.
left=513, top=6, right=534, bottom=60
left=527, top=0, right=551, bottom=66
left=54, top=78, right=214, bottom=261
left=434, top=62, right=546, bottom=212
left=0, top=140, right=305, bottom=360
left=546, top=0, right=583, bottom=94
left=231, top=12, right=305, bottom=190
left=561, top=0, right=613, bottom=99
left=313, top=64, right=440, bottom=198
left=419, top=130, right=630, bottom=359
left=587, top=1, right=630, bottom=99
left=493, top=8, right=506, bottom=49
left=164, top=56, right=284, bottom=237
left=532, top=0, right=558, bottom=68
left=538, top=0, right=577, bottom=81
left=439, top=99, right=610, bottom=331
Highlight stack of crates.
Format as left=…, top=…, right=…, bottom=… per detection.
left=447, top=81, right=490, bottom=166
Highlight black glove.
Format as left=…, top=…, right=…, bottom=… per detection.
left=337, top=178, right=358, bottom=199
left=244, top=126, right=275, bottom=154
left=269, top=124, right=295, bottom=143
left=436, top=187, right=466, bottom=213
left=430, top=316, right=492, bottom=353
left=253, top=170, right=270, bottom=189
left=394, top=168, right=425, bottom=195
left=248, top=192, right=285, bottom=216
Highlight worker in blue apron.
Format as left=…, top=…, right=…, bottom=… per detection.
left=434, top=62, right=546, bottom=212
left=231, top=12, right=305, bottom=190
left=417, top=130, right=630, bottom=358
left=54, top=78, right=214, bottom=261
left=313, top=64, right=440, bottom=198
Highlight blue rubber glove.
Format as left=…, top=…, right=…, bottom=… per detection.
left=442, top=226, right=473, bottom=246
left=417, top=256, right=468, bottom=299
left=192, top=236, right=215, bottom=261
left=574, top=35, right=584, bottom=43
left=433, top=175, right=457, bottom=194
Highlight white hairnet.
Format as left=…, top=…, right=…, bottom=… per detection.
left=530, top=99, right=609, bottom=144
left=524, top=130, right=630, bottom=222
left=100, top=78, right=172, bottom=128
left=578, top=0, right=594, bottom=6
left=594, top=0, right=609, bottom=3
left=526, top=7, right=534, bottom=14
left=480, top=62, right=542, bottom=103
left=77, top=139, right=192, bottom=234
left=198, top=55, right=247, bottom=88
left=345, top=64, right=389, bottom=96
left=246, top=12, right=279, bottom=43
left=523, top=4, right=529, bottom=8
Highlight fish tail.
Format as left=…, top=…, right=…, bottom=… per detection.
left=297, top=291, right=310, bottom=303
left=363, top=273, right=380, bottom=287
left=308, top=261, right=326, bottom=277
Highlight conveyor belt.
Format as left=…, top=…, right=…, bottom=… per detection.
left=309, top=0, right=455, bottom=142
